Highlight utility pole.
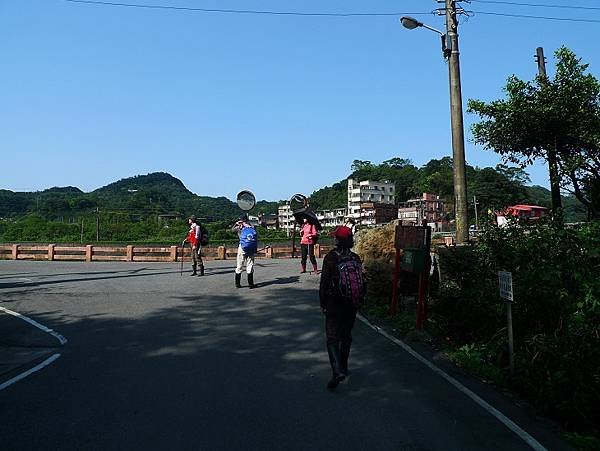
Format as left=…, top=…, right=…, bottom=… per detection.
left=473, top=195, right=479, bottom=230
left=444, top=0, right=469, bottom=244
left=95, top=208, right=100, bottom=242
left=535, top=47, right=563, bottom=220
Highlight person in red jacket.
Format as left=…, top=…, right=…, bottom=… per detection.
left=182, top=215, right=204, bottom=276
left=299, top=217, right=318, bottom=274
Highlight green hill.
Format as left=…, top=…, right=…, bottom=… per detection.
left=0, top=172, right=273, bottom=222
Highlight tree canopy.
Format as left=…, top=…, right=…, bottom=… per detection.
left=468, top=47, right=600, bottom=219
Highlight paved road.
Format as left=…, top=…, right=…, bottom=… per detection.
left=0, top=260, right=570, bottom=450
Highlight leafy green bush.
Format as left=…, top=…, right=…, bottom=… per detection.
left=434, top=218, right=600, bottom=433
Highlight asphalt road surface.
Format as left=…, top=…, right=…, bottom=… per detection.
left=0, top=260, right=571, bottom=450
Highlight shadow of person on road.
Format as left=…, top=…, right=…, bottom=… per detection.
left=257, top=276, right=300, bottom=288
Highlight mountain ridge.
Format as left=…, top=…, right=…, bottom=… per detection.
left=0, top=172, right=280, bottom=221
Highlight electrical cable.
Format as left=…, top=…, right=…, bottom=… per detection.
left=64, top=0, right=432, bottom=17
left=469, top=0, right=600, bottom=11
left=469, top=9, right=600, bottom=23
left=63, top=1, right=600, bottom=24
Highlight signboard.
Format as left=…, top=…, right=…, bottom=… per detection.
left=395, top=226, right=426, bottom=250
left=498, top=271, right=513, bottom=302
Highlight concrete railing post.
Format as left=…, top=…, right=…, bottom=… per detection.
left=48, top=244, right=55, bottom=261
left=12, top=244, right=18, bottom=260
left=266, top=246, right=273, bottom=258
left=170, top=246, right=178, bottom=262
left=217, top=246, right=226, bottom=260
left=315, top=244, right=321, bottom=258
left=86, top=245, right=93, bottom=262
left=126, top=245, right=134, bottom=262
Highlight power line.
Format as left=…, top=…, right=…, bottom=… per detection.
left=470, top=9, right=600, bottom=23
left=63, top=1, right=600, bottom=24
left=469, top=0, right=600, bottom=11
left=64, top=0, right=432, bottom=17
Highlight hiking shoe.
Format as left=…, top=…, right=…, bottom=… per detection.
left=327, top=373, right=346, bottom=389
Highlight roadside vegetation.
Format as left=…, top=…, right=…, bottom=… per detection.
left=355, top=219, right=600, bottom=446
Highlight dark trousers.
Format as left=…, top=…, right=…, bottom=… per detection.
left=326, top=311, right=356, bottom=346
left=325, top=310, right=357, bottom=373
left=191, top=245, right=203, bottom=270
left=301, top=244, right=317, bottom=266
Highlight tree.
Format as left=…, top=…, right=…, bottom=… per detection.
left=382, top=157, right=412, bottom=168
left=468, top=47, right=600, bottom=219
left=470, top=167, right=528, bottom=211
left=414, top=157, right=455, bottom=203
left=350, top=160, right=374, bottom=173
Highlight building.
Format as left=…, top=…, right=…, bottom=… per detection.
left=398, top=193, right=446, bottom=230
left=259, top=213, right=278, bottom=230
left=248, top=215, right=261, bottom=228
left=360, top=202, right=398, bottom=226
left=315, top=207, right=347, bottom=228
left=496, top=204, right=549, bottom=227
left=277, top=203, right=295, bottom=234
left=347, top=178, right=395, bottom=223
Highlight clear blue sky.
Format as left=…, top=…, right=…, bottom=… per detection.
left=1, top=0, right=598, bottom=202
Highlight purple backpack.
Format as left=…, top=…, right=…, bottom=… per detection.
left=335, top=251, right=365, bottom=308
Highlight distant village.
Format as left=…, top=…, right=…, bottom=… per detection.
left=246, top=177, right=548, bottom=234
left=240, top=178, right=437, bottom=233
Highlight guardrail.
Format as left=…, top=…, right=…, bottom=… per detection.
left=0, top=244, right=333, bottom=262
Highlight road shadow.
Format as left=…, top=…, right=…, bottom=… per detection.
left=0, top=269, right=181, bottom=289
left=257, top=276, right=300, bottom=287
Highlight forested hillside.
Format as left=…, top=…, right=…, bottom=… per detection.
left=0, top=172, right=278, bottom=222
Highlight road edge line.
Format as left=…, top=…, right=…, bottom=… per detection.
left=0, top=306, right=67, bottom=345
left=357, top=314, right=547, bottom=451
left=0, top=353, right=61, bottom=391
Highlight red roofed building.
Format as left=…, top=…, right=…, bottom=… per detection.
left=496, top=204, right=549, bottom=226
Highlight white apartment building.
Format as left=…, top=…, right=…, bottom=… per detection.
left=347, top=178, right=395, bottom=222
left=315, top=207, right=347, bottom=228
left=277, top=203, right=295, bottom=234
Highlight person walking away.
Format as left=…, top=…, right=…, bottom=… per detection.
left=182, top=215, right=204, bottom=276
left=299, top=217, right=318, bottom=274
left=231, top=214, right=258, bottom=288
left=319, top=226, right=365, bottom=389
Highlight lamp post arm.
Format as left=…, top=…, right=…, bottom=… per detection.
left=421, top=23, right=444, bottom=36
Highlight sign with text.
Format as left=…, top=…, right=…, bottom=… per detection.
left=498, top=271, right=513, bottom=302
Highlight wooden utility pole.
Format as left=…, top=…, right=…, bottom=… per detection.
left=96, top=208, right=100, bottom=241
left=535, top=47, right=563, bottom=220
left=445, top=0, right=469, bottom=244
left=473, top=195, right=479, bottom=230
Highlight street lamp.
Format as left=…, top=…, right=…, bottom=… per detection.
left=400, top=7, right=469, bottom=244
left=400, top=17, right=449, bottom=57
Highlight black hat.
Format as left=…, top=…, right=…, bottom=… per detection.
left=239, top=213, right=248, bottom=221
left=189, top=215, right=197, bottom=222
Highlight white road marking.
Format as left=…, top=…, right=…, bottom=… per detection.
left=358, top=315, right=548, bottom=451
left=0, top=354, right=61, bottom=391
left=0, top=306, right=68, bottom=345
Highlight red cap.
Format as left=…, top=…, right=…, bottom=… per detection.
left=331, top=226, right=353, bottom=240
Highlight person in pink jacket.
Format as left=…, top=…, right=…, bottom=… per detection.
left=300, top=218, right=318, bottom=273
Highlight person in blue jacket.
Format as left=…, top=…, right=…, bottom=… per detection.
left=231, top=213, right=257, bottom=289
